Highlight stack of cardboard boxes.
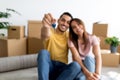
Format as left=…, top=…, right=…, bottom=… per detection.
left=92, top=23, right=120, bottom=67
left=27, top=20, right=44, bottom=54
left=0, top=20, right=45, bottom=57
left=0, top=26, right=27, bottom=57
left=93, top=23, right=110, bottom=49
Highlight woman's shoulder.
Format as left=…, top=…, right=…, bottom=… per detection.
left=89, top=34, right=99, bottom=40
left=89, top=34, right=100, bottom=44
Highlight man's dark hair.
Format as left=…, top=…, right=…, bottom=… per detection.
left=59, top=12, right=73, bottom=19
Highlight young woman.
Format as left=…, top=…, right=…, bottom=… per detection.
left=68, top=18, right=102, bottom=80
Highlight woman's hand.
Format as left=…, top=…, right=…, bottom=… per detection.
left=86, top=72, right=99, bottom=80
left=93, top=73, right=100, bottom=80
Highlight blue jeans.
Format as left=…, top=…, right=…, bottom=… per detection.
left=37, top=49, right=81, bottom=80
left=74, top=56, right=95, bottom=80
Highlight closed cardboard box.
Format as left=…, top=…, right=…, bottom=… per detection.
left=99, top=36, right=109, bottom=49
left=101, top=51, right=119, bottom=67
left=119, top=54, right=120, bottom=64
left=0, top=37, right=27, bottom=57
left=27, top=37, right=44, bottom=54
left=117, top=45, right=120, bottom=53
left=93, top=23, right=108, bottom=37
left=28, top=20, right=43, bottom=38
left=8, top=25, right=25, bottom=39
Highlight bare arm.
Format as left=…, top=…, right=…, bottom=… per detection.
left=70, top=47, right=93, bottom=78
left=41, top=13, right=55, bottom=40
left=70, top=46, right=100, bottom=80
left=93, top=44, right=102, bottom=79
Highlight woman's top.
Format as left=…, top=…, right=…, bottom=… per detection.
left=68, top=35, right=100, bottom=60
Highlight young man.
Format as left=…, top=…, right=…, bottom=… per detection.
left=37, top=12, right=81, bottom=80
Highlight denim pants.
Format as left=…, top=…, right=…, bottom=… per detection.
left=37, top=49, right=81, bottom=80
left=74, top=56, right=95, bottom=80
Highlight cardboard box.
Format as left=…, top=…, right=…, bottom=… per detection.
left=0, top=37, right=27, bottom=57
left=117, top=45, right=120, bottom=53
left=27, top=37, right=44, bottom=54
left=99, top=36, right=109, bottom=49
left=92, top=23, right=108, bottom=37
left=119, top=53, right=120, bottom=64
left=101, top=51, right=120, bottom=67
left=28, top=20, right=43, bottom=38
left=8, top=25, right=25, bottom=39
left=119, top=54, right=120, bottom=64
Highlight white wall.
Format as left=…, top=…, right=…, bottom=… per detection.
left=0, top=0, right=120, bottom=38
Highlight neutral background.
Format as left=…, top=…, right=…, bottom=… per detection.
left=0, top=0, right=120, bottom=38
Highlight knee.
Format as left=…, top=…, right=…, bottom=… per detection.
left=70, top=61, right=81, bottom=72
left=84, top=56, right=95, bottom=72
left=38, top=49, right=50, bottom=57
left=85, top=56, right=92, bottom=60
left=37, top=49, right=50, bottom=61
left=84, top=56, right=95, bottom=64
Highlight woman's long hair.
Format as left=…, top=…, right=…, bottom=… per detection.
left=69, top=18, right=89, bottom=51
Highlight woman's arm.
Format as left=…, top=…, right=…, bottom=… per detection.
left=92, top=44, right=102, bottom=79
left=70, top=47, right=95, bottom=78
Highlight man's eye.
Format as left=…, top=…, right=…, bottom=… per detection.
left=61, top=19, right=65, bottom=22
left=67, top=22, right=70, bottom=24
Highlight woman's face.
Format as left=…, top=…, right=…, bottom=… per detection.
left=71, top=21, right=84, bottom=36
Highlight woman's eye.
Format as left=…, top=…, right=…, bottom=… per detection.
left=72, top=26, right=76, bottom=29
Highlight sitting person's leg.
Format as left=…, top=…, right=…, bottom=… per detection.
left=37, top=49, right=53, bottom=80
left=37, top=50, right=81, bottom=80
left=49, top=61, right=67, bottom=80
left=84, top=56, right=95, bottom=72
left=37, top=50, right=79, bottom=80
left=74, top=56, right=95, bottom=80
left=56, top=61, right=81, bottom=80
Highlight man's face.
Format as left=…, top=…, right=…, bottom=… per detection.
left=57, top=15, right=72, bottom=32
